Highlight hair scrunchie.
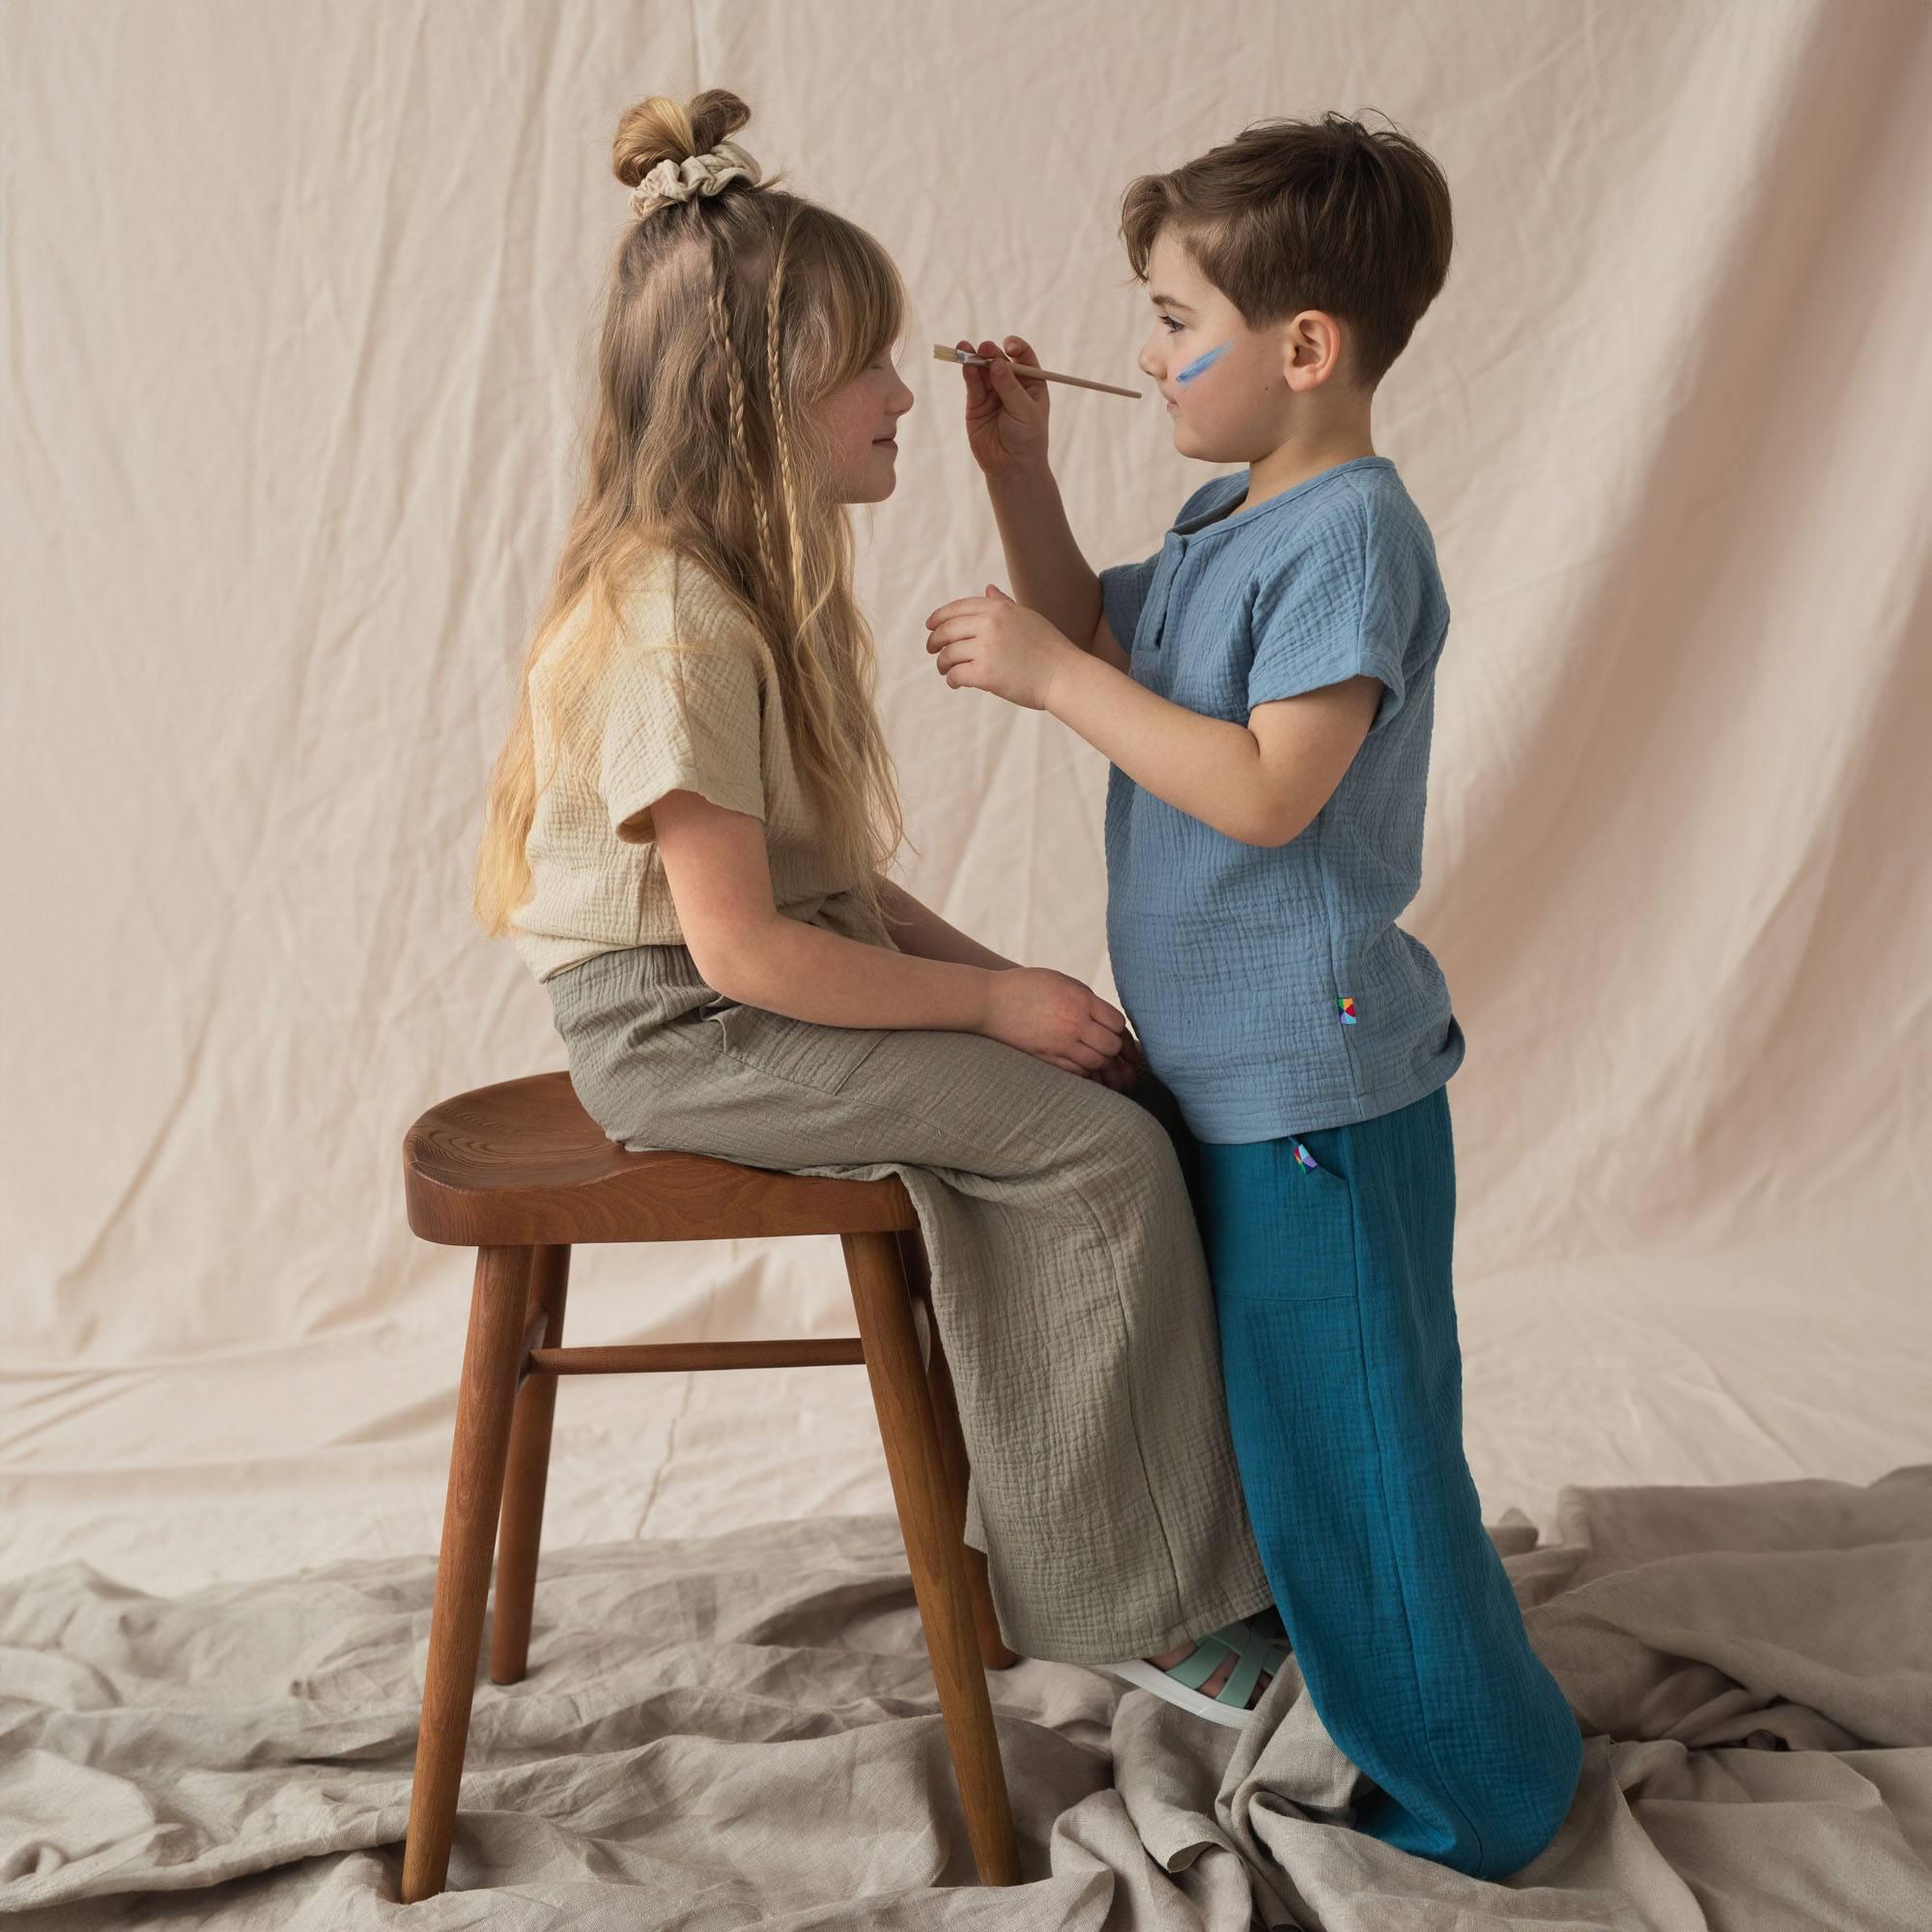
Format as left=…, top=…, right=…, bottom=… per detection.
left=630, top=140, right=761, bottom=219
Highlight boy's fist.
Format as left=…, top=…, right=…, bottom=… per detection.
left=955, top=334, right=1050, bottom=479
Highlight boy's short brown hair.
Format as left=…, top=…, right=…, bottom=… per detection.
left=1120, top=111, right=1453, bottom=389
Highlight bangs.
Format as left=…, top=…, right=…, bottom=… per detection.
left=805, top=209, right=906, bottom=388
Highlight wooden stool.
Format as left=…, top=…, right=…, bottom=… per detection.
left=396, top=1071, right=1020, bottom=1902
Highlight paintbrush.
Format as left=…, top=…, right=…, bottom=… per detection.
left=932, top=343, right=1141, bottom=399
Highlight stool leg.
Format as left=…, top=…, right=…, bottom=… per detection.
left=491, top=1243, right=572, bottom=1685
left=843, top=1231, right=1020, bottom=1887
left=895, top=1230, right=1018, bottom=1671
left=401, top=1244, right=533, bottom=1904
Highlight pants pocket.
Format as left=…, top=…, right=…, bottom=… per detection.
left=1198, top=1135, right=1358, bottom=1302
left=706, top=999, right=893, bottom=1096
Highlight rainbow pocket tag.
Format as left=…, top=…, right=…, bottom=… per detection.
left=1336, top=996, right=1357, bottom=1025
left=1292, top=1141, right=1322, bottom=1173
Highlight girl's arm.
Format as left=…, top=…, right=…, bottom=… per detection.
left=875, top=874, right=1146, bottom=1094
left=648, top=787, right=1126, bottom=1073
left=875, top=875, right=1018, bottom=973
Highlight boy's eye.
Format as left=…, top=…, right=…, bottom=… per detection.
left=1159, top=315, right=1182, bottom=333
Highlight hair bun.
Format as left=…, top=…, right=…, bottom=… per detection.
left=612, top=89, right=753, bottom=189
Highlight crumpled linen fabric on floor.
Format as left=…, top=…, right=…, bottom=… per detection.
left=3, top=1468, right=1928, bottom=1928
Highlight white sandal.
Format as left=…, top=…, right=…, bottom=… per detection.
left=1098, top=1613, right=1292, bottom=1728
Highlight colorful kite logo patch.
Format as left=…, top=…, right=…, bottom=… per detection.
left=1292, top=1141, right=1322, bottom=1173
left=1336, top=996, right=1357, bottom=1025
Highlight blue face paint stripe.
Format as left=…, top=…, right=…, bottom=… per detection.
left=1176, top=340, right=1232, bottom=384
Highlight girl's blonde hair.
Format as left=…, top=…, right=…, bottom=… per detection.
left=474, top=88, right=908, bottom=940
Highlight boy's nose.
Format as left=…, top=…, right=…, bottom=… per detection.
left=1137, top=343, right=1163, bottom=381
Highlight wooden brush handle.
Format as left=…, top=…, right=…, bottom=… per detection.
left=933, top=344, right=1140, bottom=400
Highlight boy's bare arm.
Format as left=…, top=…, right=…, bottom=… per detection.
left=1042, top=651, right=1385, bottom=847
left=986, top=465, right=1119, bottom=663
left=968, top=344, right=1130, bottom=672
left=926, top=589, right=1385, bottom=846
left=989, top=466, right=1131, bottom=674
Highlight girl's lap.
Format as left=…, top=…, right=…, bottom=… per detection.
left=568, top=993, right=1184, bottom=1187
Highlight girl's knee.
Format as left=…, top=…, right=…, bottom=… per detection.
left=1105, top=1094, right=1191, bottom=1201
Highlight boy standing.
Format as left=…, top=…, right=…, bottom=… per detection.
left=928, top=113, right=1581, bottom=1879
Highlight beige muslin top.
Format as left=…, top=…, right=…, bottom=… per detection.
left=512, top=549, right=892, bottom=982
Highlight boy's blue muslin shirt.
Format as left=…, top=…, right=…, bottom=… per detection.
left=1098, top=455, right=1464, bottom=1144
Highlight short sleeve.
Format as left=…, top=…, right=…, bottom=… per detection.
left=1097, top=551, right=1160, bottom=653
left=1246, top=492, right=1417, bottom=734
left=599, top=642, right=767, bottom=842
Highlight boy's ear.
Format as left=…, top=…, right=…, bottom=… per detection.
left=1283, top=308, right=1346, bottom=391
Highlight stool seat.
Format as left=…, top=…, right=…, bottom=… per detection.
left=404, top=1071, right=917, bottom=1247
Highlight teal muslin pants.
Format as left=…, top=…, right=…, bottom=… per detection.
left=1179, top=1084, right=1582, bottom=1879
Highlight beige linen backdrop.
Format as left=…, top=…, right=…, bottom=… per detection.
left=4, top=0, right=1928, bottom=1610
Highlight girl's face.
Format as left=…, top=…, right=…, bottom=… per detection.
left=1134, top=229, right=1313, bottom=463
left=817, top=354, right=916, bottom=503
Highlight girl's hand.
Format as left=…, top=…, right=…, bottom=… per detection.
left=927, top=584, right=1078, bottom=712
left=956, top=334, right=1050, bottom=479
left=983, top=967, right=1126, bottom=1075
left=1091, top=1027, right=1148, bottom=1092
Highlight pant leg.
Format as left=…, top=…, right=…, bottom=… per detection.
left=547, top=944, right=1273, bottom=1663
left=1187, top=1085, right=1582, bottom=1879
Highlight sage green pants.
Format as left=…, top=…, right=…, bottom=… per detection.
left=545, top=942, right=1272, bottom=1663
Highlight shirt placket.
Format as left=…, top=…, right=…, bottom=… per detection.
left=1143, top=535, right=1189, bottom=656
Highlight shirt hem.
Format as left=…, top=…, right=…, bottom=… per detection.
left=1178, top=1056, right=1460, bottom=1145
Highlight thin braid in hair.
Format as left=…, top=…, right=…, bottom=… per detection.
left=704, top=239, right=777, bottom=578
left=763, top=215, right=809, bottom=633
